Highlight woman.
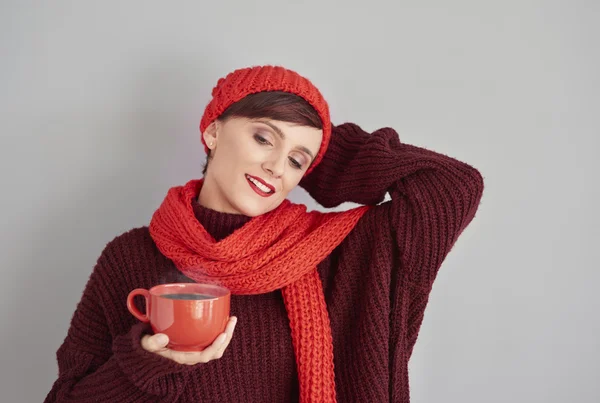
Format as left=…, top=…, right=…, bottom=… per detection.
left=45, top=65, right=484, bottom=402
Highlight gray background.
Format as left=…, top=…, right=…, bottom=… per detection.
left=1, top=1, right=598, bottom=402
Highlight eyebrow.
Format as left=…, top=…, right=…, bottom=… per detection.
left=256, top=120, right=316, bottom=161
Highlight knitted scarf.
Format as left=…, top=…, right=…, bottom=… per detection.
left=149, top=179, right=369, bottom=402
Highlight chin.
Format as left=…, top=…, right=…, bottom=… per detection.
left=231, top=198, right=282, bottom=217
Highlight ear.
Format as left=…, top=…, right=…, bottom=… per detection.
left=202, top=121, right=219, bottom=150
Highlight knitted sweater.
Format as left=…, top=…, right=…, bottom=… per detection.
left=44, top=123, right=483, bottom=403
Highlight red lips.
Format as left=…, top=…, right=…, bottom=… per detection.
left=246, top=174, right=275, bottom=197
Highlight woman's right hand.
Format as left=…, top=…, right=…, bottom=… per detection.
left=141, top=316, right=237, bottom=365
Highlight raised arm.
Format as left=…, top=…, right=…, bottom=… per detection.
left=301, top=122, right=484, bottom=288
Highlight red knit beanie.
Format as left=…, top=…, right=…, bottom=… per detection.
left=199, top=65, right=331, bottom=174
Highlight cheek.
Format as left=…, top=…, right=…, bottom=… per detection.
left=214, top=141, right=257, bottom=170
left=281, top=175, right=303, bottom=195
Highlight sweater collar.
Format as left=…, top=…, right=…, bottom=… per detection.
left=191, top=197, right=251, bottom=241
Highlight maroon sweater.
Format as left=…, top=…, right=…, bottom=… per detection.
left=45, top=123, right=483, bottom=402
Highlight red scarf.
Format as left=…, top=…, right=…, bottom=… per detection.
left=149, top=179, right=369, bottom=402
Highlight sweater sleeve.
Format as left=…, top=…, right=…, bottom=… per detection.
left=44, top=251, right=195, bottom=402
left=300, top=122, right=484, bottom=289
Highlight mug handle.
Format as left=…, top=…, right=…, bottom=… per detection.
left=127, top=289, right=151, bottom=323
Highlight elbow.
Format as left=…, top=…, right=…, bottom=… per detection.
left=459, top=164, right=484, bottom=229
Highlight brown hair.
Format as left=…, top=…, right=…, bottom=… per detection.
left=202, top=91, right=322, bottom=175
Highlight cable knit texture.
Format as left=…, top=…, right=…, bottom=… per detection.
left=45, top=123, right=484, bottom=403
left=149, top=179, right=369, bottom=403
left=199, top=65, right=331, bottom=174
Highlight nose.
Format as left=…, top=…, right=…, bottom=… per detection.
left=262, top=152, right=286, bottom=178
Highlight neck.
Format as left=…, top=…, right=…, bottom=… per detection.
left=191, top=197, right=251, bottom=241
left=197, top=176, right=240, bottom=215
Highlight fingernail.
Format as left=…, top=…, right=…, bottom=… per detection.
left=232, top=317, right=238, bottom=325
left=156, top=334, right=168, bottom=345
left=219, top=334, right=227, bottom=345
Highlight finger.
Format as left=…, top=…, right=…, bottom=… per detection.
left=204, top=316, right=237, bottom=359
left=195, top=333, right=228, bottom=362
left=214, top=317, right=238, bottom=358
left=183, top=317, right=234, bottom=360
left=164, top=348, right=211, bottom=365
left=147, top=318, right=238, bottom=365
left=225, top=316, right=238, bottom=335
left=141, top=333, right=169, bottom=353
left=165, top=327, right=232, bottom=365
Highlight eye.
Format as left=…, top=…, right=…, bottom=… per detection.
left=289, top=157, right=302, bottom=170
left=254, top=134, right=272, bottom=146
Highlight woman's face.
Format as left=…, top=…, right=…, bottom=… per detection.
left=199, top=117, right=323, bottom=217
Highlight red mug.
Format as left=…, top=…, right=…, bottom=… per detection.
left=127, top=283, right=230, bottom=351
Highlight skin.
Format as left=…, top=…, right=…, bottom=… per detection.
left=141, top=116, right=323, bottom=365
left=199, top=117, right=323, bottom=217
left=141, top=317, right=238, bottom=365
